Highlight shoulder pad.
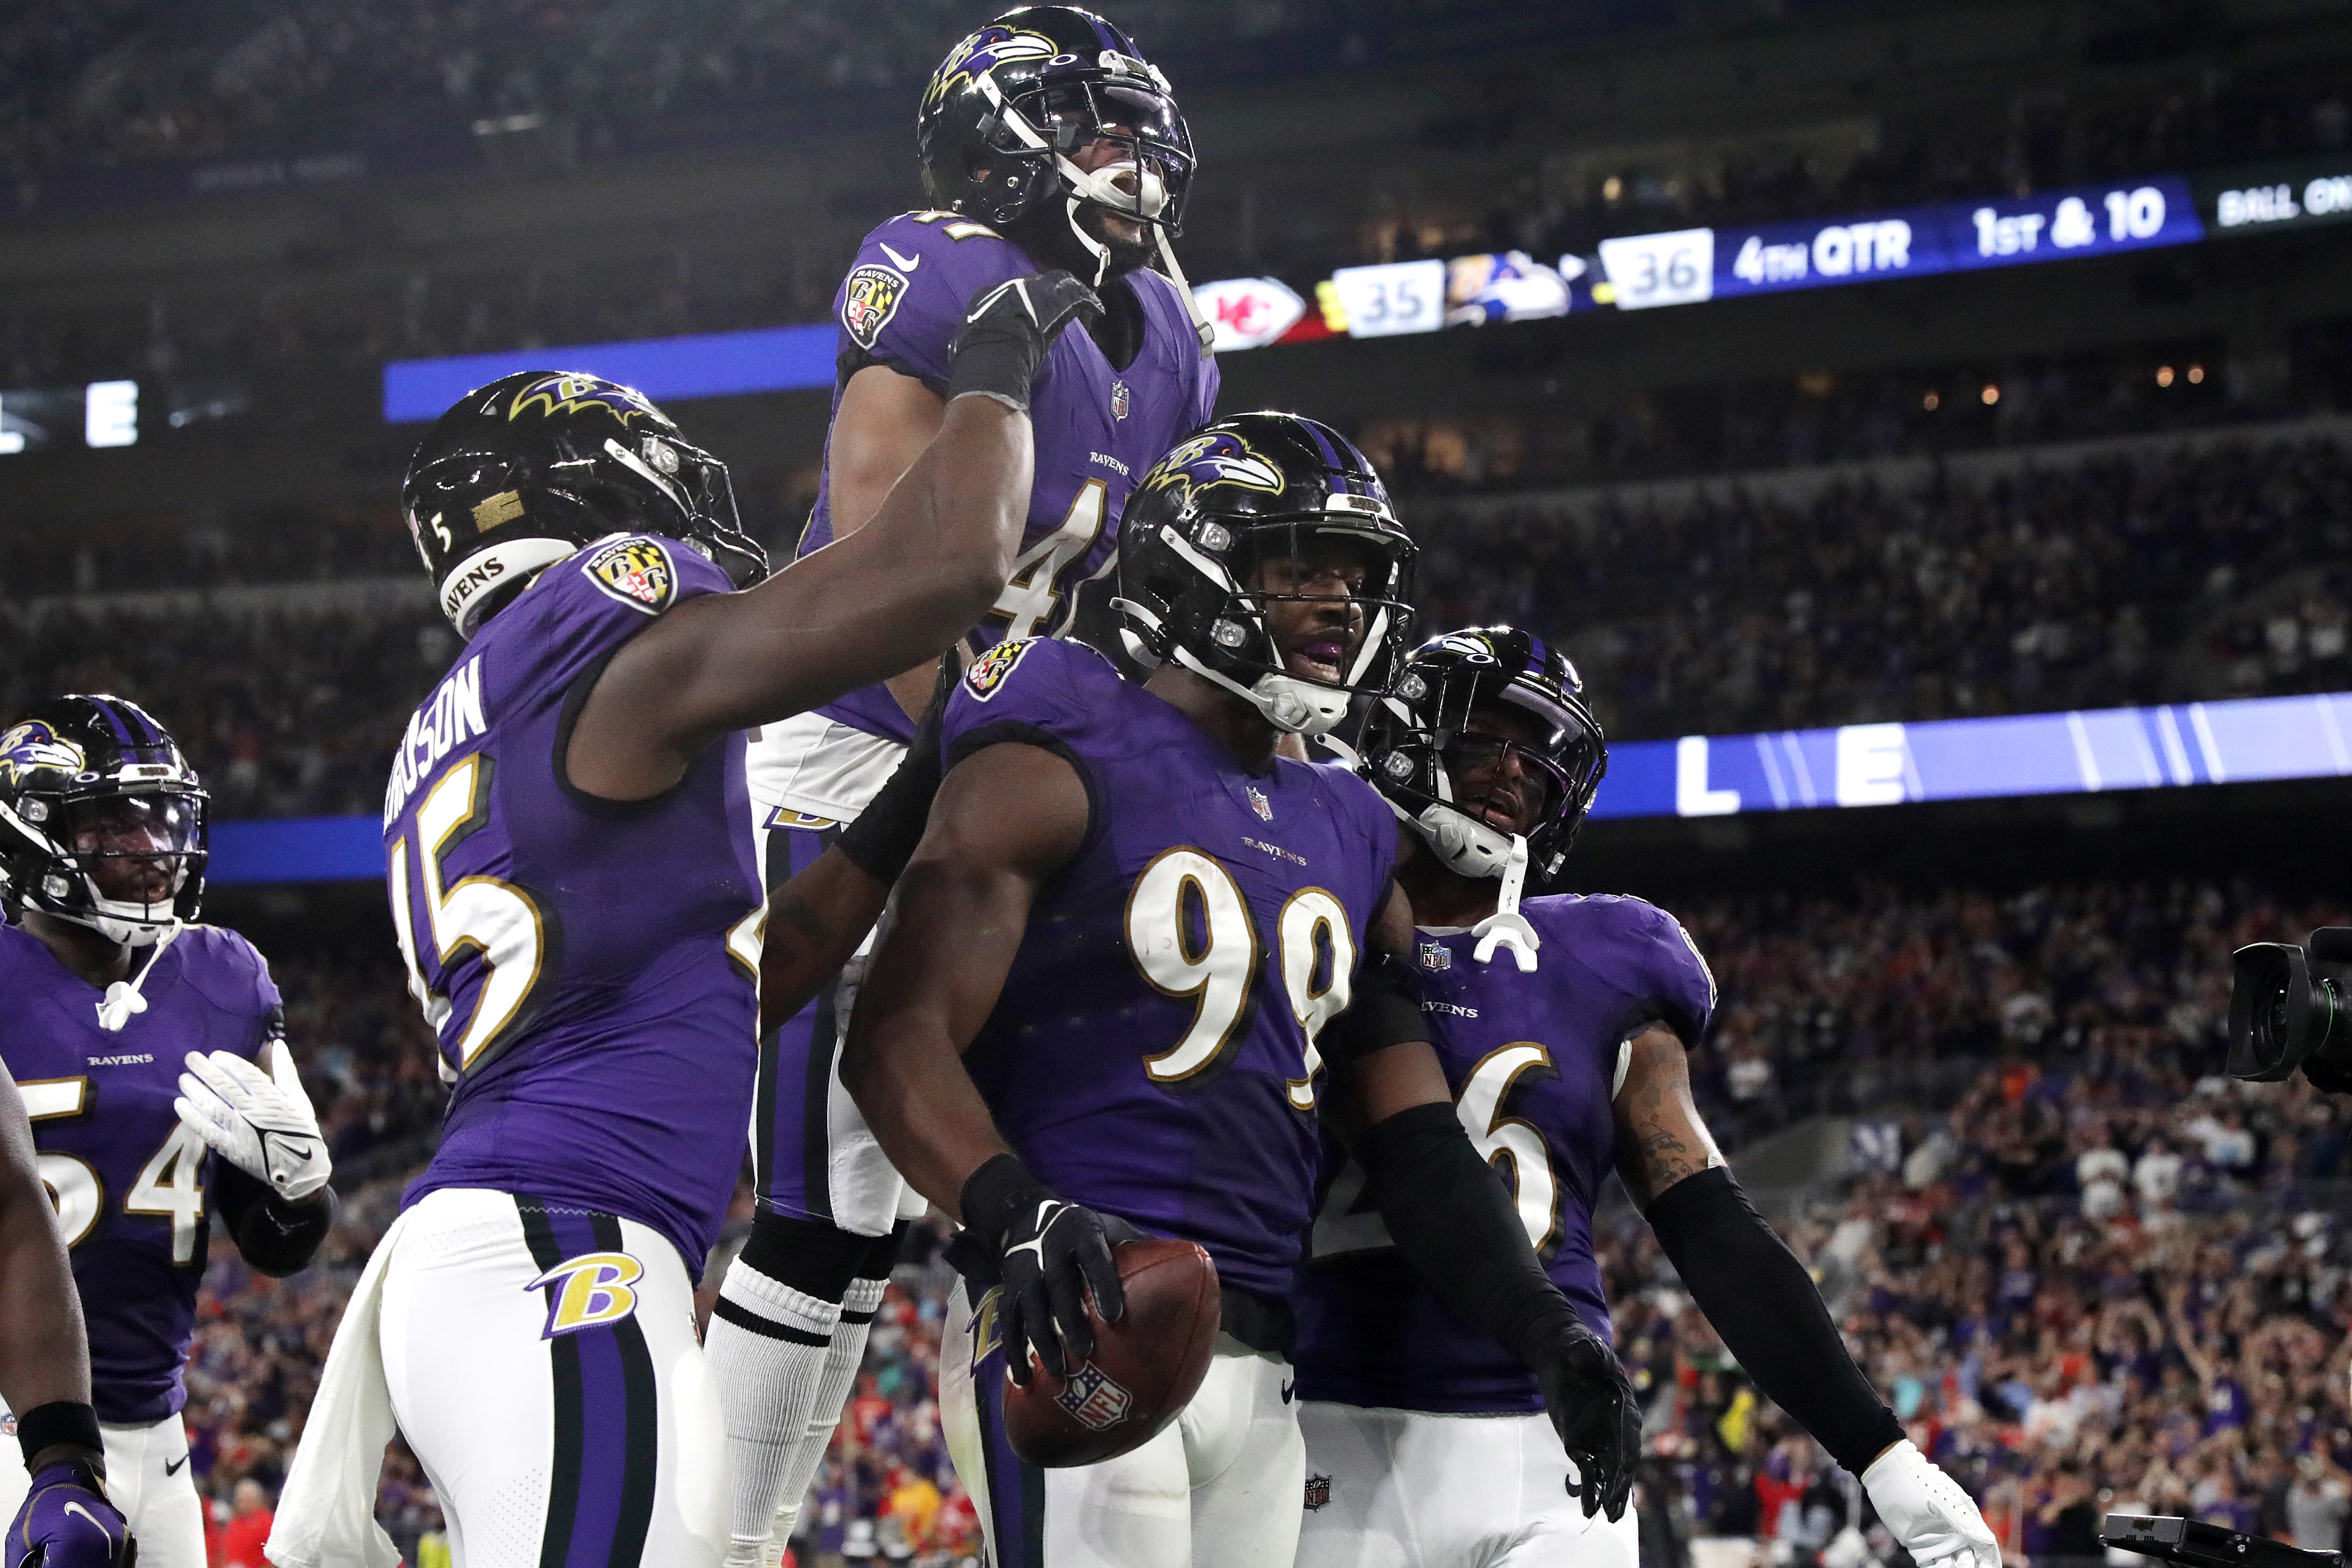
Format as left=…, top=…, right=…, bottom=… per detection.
left=176, top=926, right=282, bottom=1018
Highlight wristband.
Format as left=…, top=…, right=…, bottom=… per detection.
left=958, top=1152, right=1049, bottom=1251
left=17, top=1400, right=102, bottom=1468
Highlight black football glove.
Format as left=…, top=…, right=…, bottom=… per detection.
left=835, top=654, right=959, bottom=885
left=958, top=1153, right=1134, bottom=1385
left=945, top=271, right=1102, bottom=412
left=1532, top=1317, right=1641, bottom=1522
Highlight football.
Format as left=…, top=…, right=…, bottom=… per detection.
left=1003, top=1238, right=1222, bottom=1468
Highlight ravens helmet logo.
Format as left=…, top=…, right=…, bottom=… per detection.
left=504, top=373, right=660, bottom=428
left=0, top=721, right=86, bottom=786
left=924, top=24, right=1058, bottom=110
left=1140, top=432, right=1286, bottom=512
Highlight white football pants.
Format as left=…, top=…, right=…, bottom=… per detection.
left=1294, top=1401, right=1642, bottom=1568
left=939, top=1278, right=1305, bottom=1568
left=378, top=1188, right=727, bottom=1567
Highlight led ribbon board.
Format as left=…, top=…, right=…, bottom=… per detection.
left=1591, top=690, right=2352, bottom=820
left=1602, top=175, right=2205, bottom=311
left=382, top=324, right=837, bottom=423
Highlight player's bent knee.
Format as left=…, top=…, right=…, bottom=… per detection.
left=735, top=1208, right=876, bottom=1301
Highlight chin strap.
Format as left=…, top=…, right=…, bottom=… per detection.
left=1154, top=226, right=1216, bottom=357
left=97, top=922, right=180, bottom=1032
left=1471, top=836, right=1540, bottom=973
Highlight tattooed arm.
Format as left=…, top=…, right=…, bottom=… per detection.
left=1612, top=1024, right=1912, bottom=1483
left=1611, top=1025, right=1727, bottom=1204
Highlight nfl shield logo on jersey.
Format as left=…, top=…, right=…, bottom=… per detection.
left=1053, top=1362, right=1135, bottom=1432
left=1247, top=785, right=1273, bottom=821
left=1303, top=1474, right=1332, bottom=1512
left=1111, top=379, right=1131, bottom=420
left=582, top=537, right=677, bottom=614
left=1419, top=941, right=1452, bottom=971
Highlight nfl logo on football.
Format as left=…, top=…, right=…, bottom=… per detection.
left=1053, top=1362, right=1135, bottom=1432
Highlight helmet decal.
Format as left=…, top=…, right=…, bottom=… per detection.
left=1140, top=431, right=1286, bottom=511
left=505, top=374, right=660, bottom=427
left=0, top=721, right=86, bottom=786
left=925, top=24, right=1059, bottom=111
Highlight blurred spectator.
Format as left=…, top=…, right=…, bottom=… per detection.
left=218, top=1478, right=274, bottom=1567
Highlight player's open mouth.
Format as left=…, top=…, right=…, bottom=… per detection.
left=1294, top=638, right=1348, bottom=680
left=1471, top=793, right=1525, bottom=832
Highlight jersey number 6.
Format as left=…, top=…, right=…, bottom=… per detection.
left=1123, top=848, right=1353, bottom=1112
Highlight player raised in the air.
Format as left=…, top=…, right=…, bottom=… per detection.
left=270, top=261, right=1093, bottom=1568
left=1292, top=629, right=2002, bottom=1568
left=840, top=416, right=1642, bottom=1568
left=715, top=9, right=1219, bottom=1562
left=0, top=696, right=332, bottom=1568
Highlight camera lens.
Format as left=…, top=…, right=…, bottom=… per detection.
left=2227, top=942, right=2310, bottom=1082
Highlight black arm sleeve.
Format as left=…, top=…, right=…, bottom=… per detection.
left=1323, top=948, right=1432, bottom=1069
left=212, top=1165, right=337, bottom=1278
left=1358, top=1102, right=1577, bottom=1366
left=1646, top=1167, right=1903, bottom=1474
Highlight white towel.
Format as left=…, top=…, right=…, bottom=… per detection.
left=265, top=1206, right=415, bottom=1568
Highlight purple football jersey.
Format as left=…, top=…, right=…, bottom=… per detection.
left=0, top=922, right=277, bottom=1423
left=802, top=211, right=1220, bottom=743
left=385, top=534, right=762, bottom=1269
left=939, top=638, right=1394, bottom=1300
left=1292, top=893, right=1717, bottom=1414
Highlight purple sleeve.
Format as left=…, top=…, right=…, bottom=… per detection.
left=1194, top=340, right=1221, bottom=428
left=833, top=214, right=1026, bottom=392
left=1634, top=902, right=1717, bottom=1047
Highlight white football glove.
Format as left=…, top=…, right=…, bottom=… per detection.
left=1862, top=1440, right=2001, bottom=1568
left=174, top=1048, right=332, bottom=1203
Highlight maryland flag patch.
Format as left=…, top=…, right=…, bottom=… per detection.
left=582, top=536, right=677, bottom=614
left=842, top=264, right=908, bottom=351
left=963, top=638, right=1036, bottom=702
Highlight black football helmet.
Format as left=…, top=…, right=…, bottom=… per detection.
left=0, top=695, right=206, bottom=946
left=918, top=6, right=1205, bottom=311
left=402, top=371, right=767, bottom=639
left=1114, top=413, right=1416, bottom=737
left=1363, top=627, right=1607, bottom=883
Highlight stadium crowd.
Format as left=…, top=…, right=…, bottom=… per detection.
left=167, top=874, right=2340, bottom=1563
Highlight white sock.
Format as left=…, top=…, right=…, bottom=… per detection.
left=708, top=1256, right=841, bottom=1565
left=765, top=1274, right=890, bottom=1547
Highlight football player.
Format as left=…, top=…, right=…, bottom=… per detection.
left=717, top=9, right=1219, bottom=1562
left=271, top=278, right=1091, bottom=1568
left=1291, top=629, right=2002, bottom=1568
left=0, top=1051, right=134, bottom=1566
left=0, top=696, right=331, bottom=1568
left=840, top=416, right=1641, bottom=1568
